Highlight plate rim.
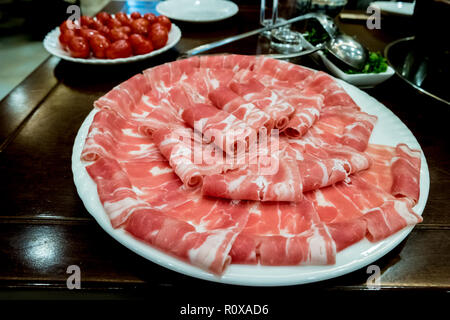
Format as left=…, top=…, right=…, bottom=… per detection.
left=369, top=1, right=415, bottom=16
left=155, top=0, right=239, bottom=23
left=43, top=23, right=182, bottom=65
left=72, top=72, right=430, bottom=287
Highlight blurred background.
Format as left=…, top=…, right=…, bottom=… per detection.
left=0, top=0, right=417, bottom=100
left=0, top=0, right=109, bottom=100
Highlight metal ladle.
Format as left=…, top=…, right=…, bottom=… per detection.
left=267, top=14, right=367, bottom=70
left=314, top=13, right=338, bottom=38
left=179, top=13, right=367, bottom=70
left=310, top=14, right=368, bottom=70
left=268, top=33, right=367, bottom=70
left=325, top=34, right=368, bottom=70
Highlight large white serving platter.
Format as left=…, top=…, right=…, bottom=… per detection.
left=72, top=78, right=429, bottom=286
left=156, top=0, right=239, bottom=23
left=43, top=23, right=181, bottom=65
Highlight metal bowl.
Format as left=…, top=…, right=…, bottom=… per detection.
left=385, top=37, right=450, bottom=105
left=310, top=0, right=347, bottom=18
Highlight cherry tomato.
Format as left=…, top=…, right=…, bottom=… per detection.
left=118, top=26, right=132, bottom=35
left=79, top=28, right=99, bottom=41
left=60, top=19, right=80, bottom=33
left=134, top=39, right=153, bottom=55
left=130, top=11, right=141, bottom=19
left=149, top=27, right=168, bottom=50
left=106, top=18, right=122, bottom=29
left=59, top=29, right=76, bottom=48
left=143, top=13, right=157, bottom=25
left=129, top=33, right=145, bottom=46
left=96, top=12, right=111, bottom=24
left=129, top=34, right=153, bottom=55
left=97, top=25, right=110, bottom=38
left=106, top=40, right=133, bottom=59
left=130, top=18, right=150, bottom=35
left=149, top=22, right=167, bottom=34
left=91, top=19, right=103, bottom=31
left=115, top=12, right=131, bottom=26
left=156, top=15, right=171, bottom=32
left=68, top=36, right=90, bottom=58
left=60, top=20, right=70, bottom=33
left=80, top=16, right=94, bottom=28
left=109, top=27, right=129, bottom=42
left=89, top=34, right=110, bottom=58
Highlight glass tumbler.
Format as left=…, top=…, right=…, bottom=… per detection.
left=270, top=0, right=306, bottom=53
left=260, top=0, right=279, bottom=38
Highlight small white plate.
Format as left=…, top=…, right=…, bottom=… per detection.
left=301, top=36, right=394, bottom=87
left=317, top=51, right=395, bottom=87
left=72, top=74, right=429, bottom=286
left=156, top=0, right=239, bottom=23
left=369, top=1, right=415, bottom=16
left=43, top=24, right=181, bottom=65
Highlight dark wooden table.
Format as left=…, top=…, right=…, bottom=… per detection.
left=0, top=0, right=448, bottom=312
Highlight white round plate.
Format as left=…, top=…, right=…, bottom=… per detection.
left=302, top=38, right=394, bottom=88
left=156, top=0, right=239, bottom=23
left=43, top=24, right=181, bottom=64
left=369, top=1, right=415, bottom=16
left=72, top=78, right=429, bottom=286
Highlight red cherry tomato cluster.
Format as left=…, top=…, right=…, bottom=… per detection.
left=58, top=11, right=172, bottom=59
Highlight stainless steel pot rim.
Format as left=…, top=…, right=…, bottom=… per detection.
left=384, top=36, right=450, bottom=106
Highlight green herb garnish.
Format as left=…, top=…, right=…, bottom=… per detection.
left=323, top=50, right=388, bottom=74
left=344, top=52, right=388, bottom=74
left=304, top=26, right=388, bottom=74
left=303, top=27, right=330, bottom=45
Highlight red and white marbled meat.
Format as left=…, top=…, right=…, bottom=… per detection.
left=283, top=90, right=324, bottom=138
left=302, top=105, right=377, bottom=152
left=95, top=86, right=182, bottom=136
left=230, top=199, right=336, bottom=265
left=199, top=54, right=255, bottom=72
left=81, top=109, right=164, bottom=162
left=302, top=71, right=359, bottom=108
left=86, top=157, right=152, bottom=228
left=208, top=86, right=273, bottom=131
left=125, top=198, right=250, bottom=274
left=142, top=56, right=200, bottom=98
left=202, top=146, right=303, bottom=202
left=391, top=143, right=421, bottom=204
left=290, top=141, right=372, bottom=192
left=80, top=54, right=423, bottom=274
left=252, top=56, right=315, bottom=85
left=233, top=69, right=324, bottom=137
left=182, top=102, right=256, bottom=155
left=182, top=67, right=235, bottom=101
left=229, top=75, right=295, bottom=131
left=306, top=143, right=422, bottom=251
left=359, top=143, right=421, bottom=204
left=152, top=125, right=235, bottom=188
left=87, top=155, right=251, bottom=274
